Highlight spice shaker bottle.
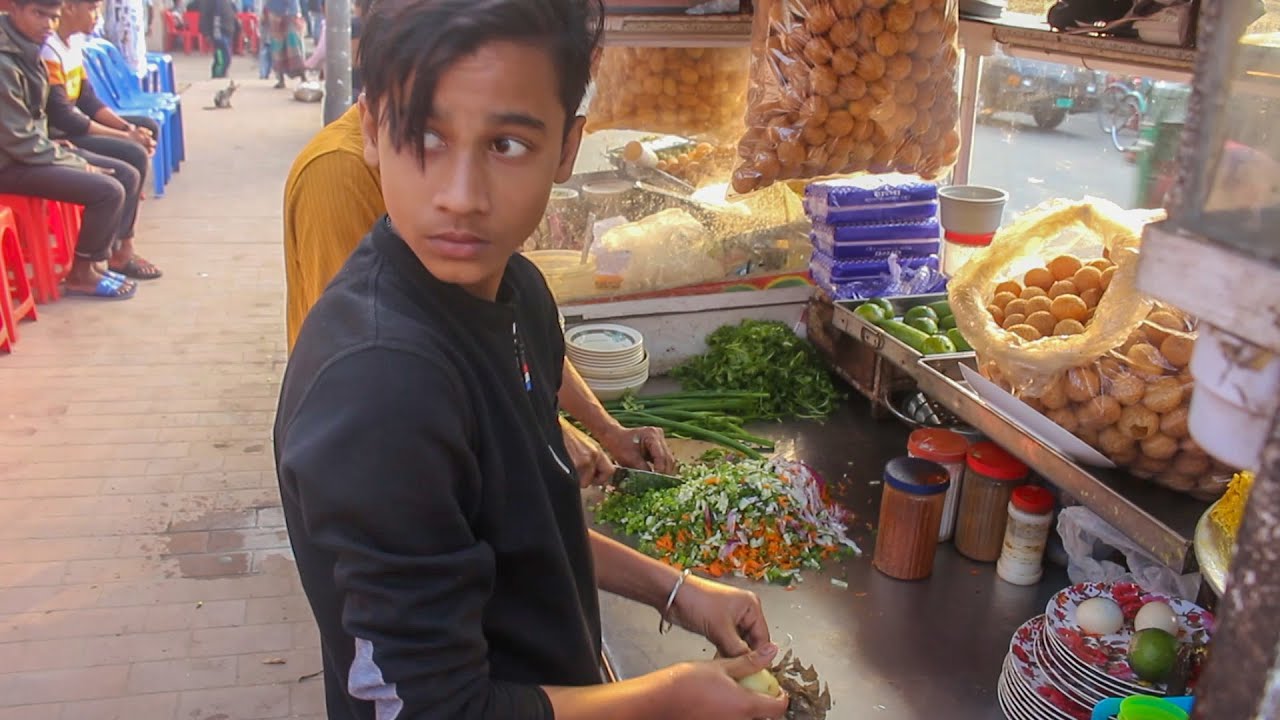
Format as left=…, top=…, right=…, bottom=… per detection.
left=907, top=428, right=969, bottom=542
left=996, top=485, right=1056, bottom=586
left=955, top=442, right=1029, bottom=563
left=873, top=457, right=951, bottom=581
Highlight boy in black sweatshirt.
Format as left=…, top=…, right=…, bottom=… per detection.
left=273, top=1, right=789, bottom=719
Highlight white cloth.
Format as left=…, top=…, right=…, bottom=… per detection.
left=103, top=0, right=149, bottom=78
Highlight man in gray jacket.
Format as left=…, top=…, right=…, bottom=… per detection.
left=0, top=0, right=153, bottom=298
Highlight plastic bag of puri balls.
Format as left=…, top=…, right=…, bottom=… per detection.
left=585, top=47, right=752, bottom=141
left=947, top=198, right=1234, bottom=501
left=730, top=0, right=962, bottom=196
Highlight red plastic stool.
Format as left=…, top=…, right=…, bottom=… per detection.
left=48, top=202, right=82, bottom=282
left=0, top=205, right=38, bottom=352
left=0, top=195, right=58, bottom=303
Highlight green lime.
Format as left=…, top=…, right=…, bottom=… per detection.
left=868, top=298, right=895, bottom=316
left=1129, top=629, right=1179, bottom=683
left=904, top=305, right=939, bottom=324
left=907, top=317, right=939, bottom=334
left=855, top=302, right=889, bottom=324
left=939, top=314, right=957, bottom=330
left=921, top=334, right=957, bottom=355
left=947, top=328, right=973, bottom=352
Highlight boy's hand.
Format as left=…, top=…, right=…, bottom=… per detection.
left=560, top=420, right=614, bottom=488
left=668, top=574, right=770, bottom=659
left=659, top=644, right=788, bottom=720
left=600, top=426, right=676, bottom=474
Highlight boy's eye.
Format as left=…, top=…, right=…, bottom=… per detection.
left=492, top=137, right=532, bottom=158
left=422, top=131, right=445, bottom=151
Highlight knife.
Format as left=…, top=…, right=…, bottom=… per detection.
left=612, top=467, right=684, bottom=495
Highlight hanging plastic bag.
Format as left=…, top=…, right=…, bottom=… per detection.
left=1057, top=507, right=1200, bottom=601
left=730, top=0, right=962, bottom=195
left=948, top=198, right=1232, bottom=500
left=586, top=47, right=751, bottom=141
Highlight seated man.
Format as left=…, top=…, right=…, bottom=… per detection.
left=0, top=0, right=149, bottom=298
left=41, top=0, right=164, bottom=228
left=275, top=1, right=789, bottom=718
left=282, top=0, right=670, bottom=484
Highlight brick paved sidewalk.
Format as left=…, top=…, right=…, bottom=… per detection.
left=0, top=56, right=328, bottom=720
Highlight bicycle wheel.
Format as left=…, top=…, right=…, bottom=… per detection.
left=1096, top=85, right=1130, bottom=134
left=1110, top=99, right=1143, bottom=152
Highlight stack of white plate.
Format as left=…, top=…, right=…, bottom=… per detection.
left=565, top=323, right=649, bottom=401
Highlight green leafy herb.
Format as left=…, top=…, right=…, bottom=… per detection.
left=671, top=320, right=843, bottom=421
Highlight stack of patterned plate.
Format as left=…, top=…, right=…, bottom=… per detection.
left=565, top=323, right=649, bottom=401
left=999, top=583, right=1215, bottom=720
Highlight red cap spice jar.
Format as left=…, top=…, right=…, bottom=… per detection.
left=873, top=457, right=951, bottom=581
left=907, top=428, right=969, bottom=542
left=997, top=485, right=1056, bottom=586
left=954, top=442, right=1029, bottom=563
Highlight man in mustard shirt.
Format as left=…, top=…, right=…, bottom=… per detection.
left=283, top=101, right=674, bottom=482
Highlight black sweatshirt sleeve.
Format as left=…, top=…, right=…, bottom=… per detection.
left=46, top=83, right=92, bottom=137
left=278, top=348, right=554, bottom=720
left=75, top=78, right=108, bottom=124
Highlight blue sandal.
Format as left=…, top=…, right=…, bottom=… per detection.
left=65, top=275, right=137, bottom=300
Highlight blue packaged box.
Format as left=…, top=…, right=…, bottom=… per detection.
left=810, top=233, right=941, bottom=261
left=805, top=176, right=939, bottom=224
left=811, top=216, right=941, bottom=245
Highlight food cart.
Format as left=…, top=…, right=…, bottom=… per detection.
left=558, top=2, right=1279, bottom=718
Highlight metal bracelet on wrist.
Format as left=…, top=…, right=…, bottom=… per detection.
left=658, top=568, right=691, bottom=635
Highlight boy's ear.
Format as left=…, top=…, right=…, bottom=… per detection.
left=358, top=94, right=380, bottom=170
left=555, top=115, right=586, bottom=185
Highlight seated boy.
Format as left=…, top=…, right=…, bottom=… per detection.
left=42, top=0, right=163, bottom=197
left=273, top=1, right=790, bottom=718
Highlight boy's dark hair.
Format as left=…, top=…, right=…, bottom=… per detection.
left=359, top=0, right=603, bottom=156
left=12, top=0, right=64, bottom=7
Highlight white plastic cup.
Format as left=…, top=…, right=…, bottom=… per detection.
left=938, top=185, right=1008, bottom=276
left=938, top=185, right=1008, bottom=235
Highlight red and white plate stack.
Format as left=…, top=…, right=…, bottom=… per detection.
left=998, top=583, right=1214, bottom=720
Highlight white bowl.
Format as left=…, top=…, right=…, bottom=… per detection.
left=569, top=349, right=646, bottom=370
left=566, top=323, right=644, bottom=356
left=580, top=354, right=649, bottom=382
left=588, top=376, right=649, bottom=402
left=1189, top=383, right=1265, bottom=470
left=1190, top=324, right=1280, bottom=417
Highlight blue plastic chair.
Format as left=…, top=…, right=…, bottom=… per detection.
left=79, top=48, right=172, bottom=196
left=146, top=52, right=176, bottom=94
left=84, top=40, right=185, bottom=170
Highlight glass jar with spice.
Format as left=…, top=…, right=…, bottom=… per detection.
left=955, top=442, right=1029, bottom=563
left=997, top=485, right=1056, bottom=586
left=907, top=428, right=969, bottom=542
left=873, top=457, right=951, bottom=581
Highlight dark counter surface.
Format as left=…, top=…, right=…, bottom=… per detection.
left=590, top=397, right=1067, bottom=719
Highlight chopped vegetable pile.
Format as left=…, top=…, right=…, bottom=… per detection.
left=596, top=457, right=861, bottom=584
left=671, top=320, right=844, bottom=421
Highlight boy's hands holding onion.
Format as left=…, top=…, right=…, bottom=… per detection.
left=657, top=643, right=788, bottom=720
left=668, top=573, right=771, bottom=658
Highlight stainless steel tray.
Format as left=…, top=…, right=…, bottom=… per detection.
left=827, top=307, right=1206, bottom=571
left=831, top=295, right=970, bottom=368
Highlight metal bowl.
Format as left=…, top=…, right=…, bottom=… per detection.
left=886, top=390, right=982, bottom=442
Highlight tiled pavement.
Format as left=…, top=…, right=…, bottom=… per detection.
left=0, top=56, right=329, bottom=719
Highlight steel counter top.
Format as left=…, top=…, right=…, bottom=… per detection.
left=591, top=399, right=1067, bottom=719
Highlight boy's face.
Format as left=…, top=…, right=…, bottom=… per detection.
left=62, top=0, right=101, bottom=34
left=10, top=2, right=61, bottom=45
left=360, top=41, right=584, bottom=301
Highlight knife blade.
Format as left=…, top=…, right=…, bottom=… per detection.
left=613, top=467, right=684, bottom=495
